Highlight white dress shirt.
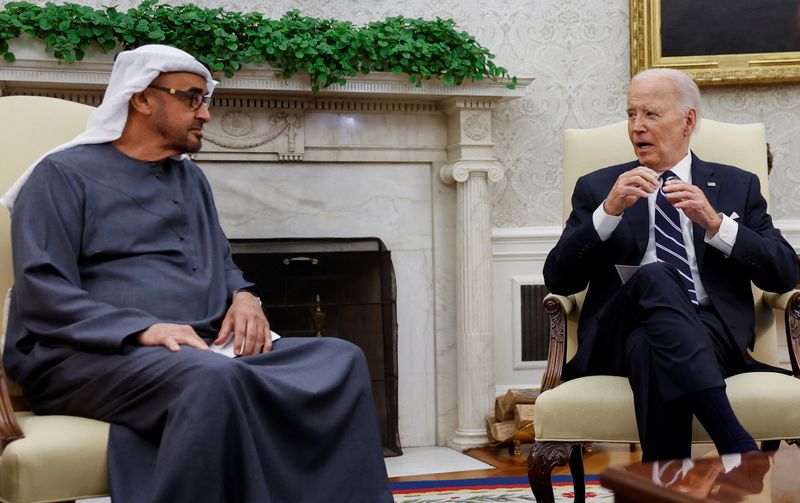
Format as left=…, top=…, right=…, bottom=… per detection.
left=592, top=151, right=739, bottom=305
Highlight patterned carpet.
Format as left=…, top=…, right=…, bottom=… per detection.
left=391, top=475, right=614, bottom=502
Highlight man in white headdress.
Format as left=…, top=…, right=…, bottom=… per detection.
left=3, top=45, right=392, bottom=502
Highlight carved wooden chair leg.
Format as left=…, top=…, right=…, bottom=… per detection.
left=527, top=441, right=582, bottom=503
left=568, top=443, right=585, bottom=503
left=761, top=439, right=781, bottom=451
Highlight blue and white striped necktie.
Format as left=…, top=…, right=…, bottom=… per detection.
left=655, top=170, right=698, bottom=306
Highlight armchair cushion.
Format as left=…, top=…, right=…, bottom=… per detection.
left=0, top=414, right=109, bottom=503
left=534, top=372, right=800, bottom=443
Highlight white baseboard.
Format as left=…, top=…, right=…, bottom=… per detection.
left=776, top=219, right=800, bottom=251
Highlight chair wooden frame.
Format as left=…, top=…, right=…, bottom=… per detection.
left=0, top=369, right=23, bottom=451
left=0, top=291, right=27, bottom=450
left=526, top=290, right=800, bottom=503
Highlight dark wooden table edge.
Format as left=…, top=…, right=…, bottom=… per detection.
left=600, top=466, right=713, bottom=503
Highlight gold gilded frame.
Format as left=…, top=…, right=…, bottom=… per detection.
left=630, top=0, right=800, bottom=86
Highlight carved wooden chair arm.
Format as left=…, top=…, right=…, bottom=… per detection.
left=0, top=289, right=24, bottom=450
left=0, top=367, right=24, bottom=450
left=763, top=289, right=800, bottom=378
left=540, top=293, right=575, bottom=392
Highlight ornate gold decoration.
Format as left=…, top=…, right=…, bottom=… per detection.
left=630, top=0, right=800, bottom=86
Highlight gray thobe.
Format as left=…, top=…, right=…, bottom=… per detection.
left=4, top=143, right=392, bottom=502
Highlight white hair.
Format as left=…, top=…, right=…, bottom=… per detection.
left=632, top=68, right=701, bottom=123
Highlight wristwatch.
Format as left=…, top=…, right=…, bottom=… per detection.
left=232, top=286, right=262, bottom=306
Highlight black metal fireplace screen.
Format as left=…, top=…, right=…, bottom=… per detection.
left=230, top=237, right=401, bottom=456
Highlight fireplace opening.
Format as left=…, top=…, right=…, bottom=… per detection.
left=230, top=237, right=401, bottom=456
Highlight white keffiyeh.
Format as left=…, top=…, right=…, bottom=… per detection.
left=0, top=44, right=218, bottom=211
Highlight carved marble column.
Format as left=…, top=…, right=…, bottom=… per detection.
left=441, top=100, right=503, bottom=449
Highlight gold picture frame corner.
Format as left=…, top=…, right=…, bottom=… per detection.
left=629, top=0, right=800, bottom=86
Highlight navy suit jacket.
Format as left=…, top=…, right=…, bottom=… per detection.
left=544, top=153, right=799, bottom=379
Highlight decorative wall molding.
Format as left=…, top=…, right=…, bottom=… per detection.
left=776, top=219, right=800, bottom=249
left=307, top=100, right=441, bottom=113
left=463, top=113, right=491, bottom=141
left=0, top=51, right=532, bottom=101
left=491, top=226, right=562, bottom=262
left=200, top=109, right=304, bottom=162
left=0, top=89, right=105, bottom=105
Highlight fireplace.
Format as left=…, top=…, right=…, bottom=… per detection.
left=230, top=238, right=400, bottom=456
left=0, top=52, right=530, bottom=449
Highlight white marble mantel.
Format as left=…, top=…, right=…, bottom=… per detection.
left=0, top=49, right=532, bottom=449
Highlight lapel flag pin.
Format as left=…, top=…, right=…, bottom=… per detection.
left=707, top=181, right=716, bottom=187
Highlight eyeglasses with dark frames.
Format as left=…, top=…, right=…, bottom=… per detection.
left=147, top=85, right=211, bottom=110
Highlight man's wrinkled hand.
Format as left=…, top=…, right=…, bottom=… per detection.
left=137, top=323, right=209, bottom=352
left=214, top=292, right=272, bottom=356
left=663, top=179, right=722, bottom=234
left=604, top=166, right=659, bottom=216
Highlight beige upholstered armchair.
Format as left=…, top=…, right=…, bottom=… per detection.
left=0, top=96, right=110, bottom=502
left=526, top=119, right=800, bottom=503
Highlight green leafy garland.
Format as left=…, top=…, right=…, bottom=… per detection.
left=0, top=0, right=517, bottom=92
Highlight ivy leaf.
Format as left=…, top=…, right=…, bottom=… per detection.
left=0, top=2, right=517, bottom=91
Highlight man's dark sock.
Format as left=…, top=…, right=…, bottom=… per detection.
left=689, top=386, right=757, bottom=454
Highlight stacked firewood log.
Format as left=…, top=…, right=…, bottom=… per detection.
left=485, top=388, right=537, bottom=455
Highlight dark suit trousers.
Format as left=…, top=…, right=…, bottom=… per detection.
left=587, top=262, right=747, bottom=460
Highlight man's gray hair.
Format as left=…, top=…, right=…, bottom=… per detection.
left=632, top=68, right=701, bottom=123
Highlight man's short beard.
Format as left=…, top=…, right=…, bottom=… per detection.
left=185, top=139, right=202, bottom=153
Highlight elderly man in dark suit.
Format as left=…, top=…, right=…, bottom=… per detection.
left=544, top=68, right=799, bottom=461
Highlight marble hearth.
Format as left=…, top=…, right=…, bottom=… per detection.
left=0, top=52, right=531, bottom=448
